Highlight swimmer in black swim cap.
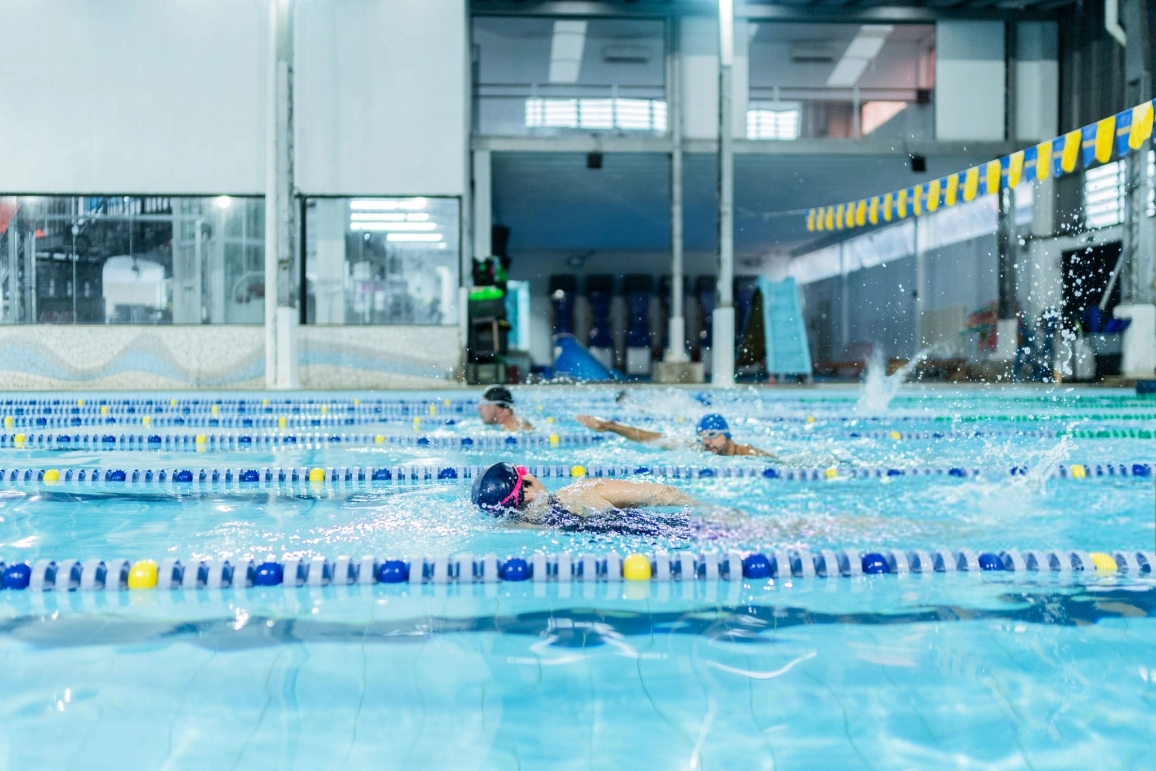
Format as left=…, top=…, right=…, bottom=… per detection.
left=477, top=385, right=533, bottom=432
left=575, top=412, right=776, bottom=458
left=471, top=462, right=706, bottom=528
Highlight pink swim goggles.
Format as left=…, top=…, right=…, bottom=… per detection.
left=499, top=465, right=529, bottom=508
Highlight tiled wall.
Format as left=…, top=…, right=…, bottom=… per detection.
left=0, top=325, right=459, bottom=390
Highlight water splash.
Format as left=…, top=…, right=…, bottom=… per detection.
left=855, top=345, right=946, bottom=412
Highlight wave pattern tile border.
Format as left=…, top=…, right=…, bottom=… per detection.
left=298, top=326, right=458, bottom=389
left=0, top=325, right=460, bottom=390
left=0, top=327, right=265, bottom=389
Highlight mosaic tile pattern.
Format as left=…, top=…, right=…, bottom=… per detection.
left=0, top=325, right=458, bottom=389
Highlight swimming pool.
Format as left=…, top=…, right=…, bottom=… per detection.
left=1, top=386, right=1154, bottom=769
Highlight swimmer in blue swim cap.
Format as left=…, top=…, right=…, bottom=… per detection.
left=471, top=462, right=716, bottom=531
left=576, top=412, right=775, bottom=457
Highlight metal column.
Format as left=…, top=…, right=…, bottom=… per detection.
left=264, top=0, right=298, bottom=388
left=711, top=0, right=736, bottom=386
left=997, top=187, right=1018, bottom=320
left=666, top=17, right=687, bottom=362
left=1120, top=0, right=1153, bottom=304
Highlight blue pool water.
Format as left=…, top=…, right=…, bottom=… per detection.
left=1, top=386, right=1155, bottom=769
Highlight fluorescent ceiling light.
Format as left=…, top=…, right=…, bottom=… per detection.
left=387, top=233, right=443, bottom=242
left=349, top=212, right=431, bottom=223
left=213, top=195, right=232, bottom=209
left=351, top=222, right=438, bottom=232
left=351, top=212, right=406, bottom=222
left=826, top=25, right=893, bottom=88
left=350, top=199, right=399, bottom=211
left=548, top=20, right=587, bottom=83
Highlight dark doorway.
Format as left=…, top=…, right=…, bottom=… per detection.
left=1061, top=242, right=1121, bottom=333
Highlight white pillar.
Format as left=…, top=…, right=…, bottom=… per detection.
left=914, top=216, right=925, bottom=354
left=711, top=0, right=736, bottom=386
left=264, top=0, right=298, bottom=389
left=313, top=199, right=345, bottom=324
left=666, top=18, right=687, bottom=362
left=473, top=150, right=492, bottom=260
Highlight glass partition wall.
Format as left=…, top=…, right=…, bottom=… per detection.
left=302, top=197, right=460, bottom=325
left=473, top=17, right=667, bottom=136
left=748, top=23, right=936, bottom=140
left=0, top=194, right=460, bottom=326
left=0, top=195, right=264, bottom=324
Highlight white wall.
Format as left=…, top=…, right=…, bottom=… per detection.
left=935, top=21, right=1006, bottom=141
left=0, top=0, right=269, bottom=194
left=680, top=17, right=747, bottom=141
left=1015, top=22, right=1059, bottom=142
left=295, top=0, right=468, bottom=196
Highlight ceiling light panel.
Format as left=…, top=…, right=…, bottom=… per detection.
left=549, top=20, right=587, bottom=83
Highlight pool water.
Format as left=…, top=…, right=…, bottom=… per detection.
left=1, top=386, right=1154, bottom=770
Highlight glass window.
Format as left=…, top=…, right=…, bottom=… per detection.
left=473, top=17, right=666, bottom=136
left=0, top=195, right=264, bottom=324
left=303, top=197, right=459, bottom=325
left=749, top=23, right=935, bottom=140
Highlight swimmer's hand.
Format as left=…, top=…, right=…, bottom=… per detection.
left=576, top=415, right=665, bottom=443
left=576, top=414, right=611, bottom=432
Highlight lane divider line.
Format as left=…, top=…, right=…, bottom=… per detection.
left=2, top=548, right=1152, bottom=591
left=0, top=432, right=604, bottom=451
left=0, top=462, right=1149, bottom=489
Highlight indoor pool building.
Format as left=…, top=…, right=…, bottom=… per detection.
left=1, top=0, right=1155, bottom=769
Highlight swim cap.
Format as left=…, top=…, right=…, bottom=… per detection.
left=481, top=385, right=514, bottom=408
left=471, top=462, right=525, bottom=514
left=696, top=413, right=731, bottom=438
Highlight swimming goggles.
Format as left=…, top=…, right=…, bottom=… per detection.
left=698, top=429, right=729, bottom=440
left=498, top=465, right=529, bottom=508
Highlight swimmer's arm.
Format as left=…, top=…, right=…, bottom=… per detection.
left=575, top=415, right=664, bottom=443
left=559, top=480, right=698, bottom=512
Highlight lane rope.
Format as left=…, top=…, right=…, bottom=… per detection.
left=0, top=431, right=604, bottom=451
left=0, top=462, right=1148, bottom=488
left=2, top=548, right=1152, bottom=591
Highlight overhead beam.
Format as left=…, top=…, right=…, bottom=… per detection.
left=469, top=1, right=1063, bottom=23
left=473, top=134, right=1019, bottom=158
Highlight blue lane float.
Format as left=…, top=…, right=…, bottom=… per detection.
left=1, top=548, right=1152, bottom=592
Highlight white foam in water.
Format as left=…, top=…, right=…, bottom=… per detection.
left=856, top=345, right=948, bottom=412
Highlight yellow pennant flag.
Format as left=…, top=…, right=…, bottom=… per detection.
left=868, top=197, right=879, bottom=225
left=963, top=167, right=980, bottom=202
left=825, top=206, right=834, bottom=230
left=985, top=161, right=1001, bottom=196
left=807, top=209, right=816, bottom=232
left=1060, top=130, right=1081, bottom=174
left=927, top=179, right=941, bottom=212
left=897, top=189, right=908, bottom=219
left=855, top=199, right=867, bottom=227
left=1007, top=151, right=1024, bottom=188
left=1095, top=116, right=1116, bottom=163
left=912, top=185, right=923, bottom=217
left=883, top=192, right=894, bottom=221
left=836, top=203, right=845, bottom=229
left=945, top=174, right=959, bottom=207
left=1035, top=140, right=1053, bottom=180
left=1130, top=101, right=1153, bottom=150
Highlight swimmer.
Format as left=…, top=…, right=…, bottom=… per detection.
left=575, top=412, right=775, bottom=458
left=476, top=385, right=533, bottom=431
left=470, top=462, right=743, bottom=536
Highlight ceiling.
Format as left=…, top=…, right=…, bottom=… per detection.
left=491, top=149, right=990, bottom=255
